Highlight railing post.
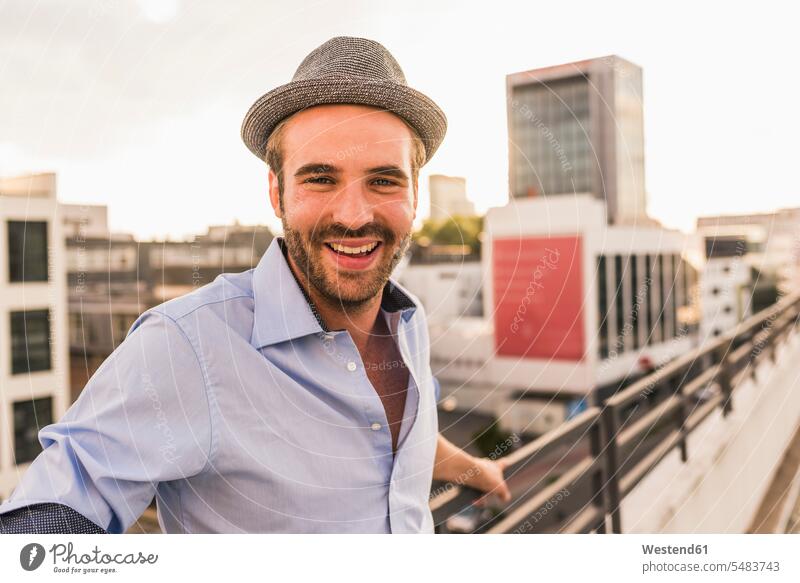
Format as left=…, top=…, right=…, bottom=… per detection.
left=601, top=405, right=623, bottom=533
left=749, top=356, right=759, bottom=382
left=589, top=420, right=606, bottom=533
left=714, top=345, right=734, bottom=417
left=676, top=387, right=689, bottom=463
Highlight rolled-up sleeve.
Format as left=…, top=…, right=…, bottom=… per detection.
left=0, top=309, right=212, bottom=533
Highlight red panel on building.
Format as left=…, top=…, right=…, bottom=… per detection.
left=493, top=236, right=585, bottom=361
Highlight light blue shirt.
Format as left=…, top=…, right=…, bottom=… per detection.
left=1, top=238, right=441, bottom=533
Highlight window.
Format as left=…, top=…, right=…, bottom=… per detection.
left=630, top=255, right=641, bottom=349
left=671, top=255, right=679, bottom=339
left=644, top=255, right=654, bottom=344
left=11, top=309, right=52, bottom=374
left=13, top=397, right=53, bottom=464
left=614, top=255, right=625, bottom=354
left=597, top=256, right=609, bottom=358
left=8, top=220, right=49, bottom=282
left=69, top=312, right=84, bottom=347
left=657, top=255, right=667, bottom=342
left=681, top=259, right=689, bottom=308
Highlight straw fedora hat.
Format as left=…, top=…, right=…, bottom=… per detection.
left=241, top=36, right=447, bottom=164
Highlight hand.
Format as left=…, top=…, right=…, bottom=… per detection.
left=467, top=457, right=512, bottom=507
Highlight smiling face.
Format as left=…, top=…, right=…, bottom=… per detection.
left=267, top=104, right=423, bottom=310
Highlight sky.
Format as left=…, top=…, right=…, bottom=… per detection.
left=1, top=0, right=797, bottom=240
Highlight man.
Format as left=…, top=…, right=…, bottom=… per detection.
left=0, top=36, right=509, bottom=534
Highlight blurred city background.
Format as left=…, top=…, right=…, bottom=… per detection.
left=1, top=1, right=799, bottom=534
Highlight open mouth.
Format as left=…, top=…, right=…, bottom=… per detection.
left=324, top=240, right=382, bottom=259
left=322, top=239, right=383, bottom=271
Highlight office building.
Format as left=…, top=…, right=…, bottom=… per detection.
left=507, top=55, right=647, bottom=225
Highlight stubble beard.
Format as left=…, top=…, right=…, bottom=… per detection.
left=282, top=218, right=411, bottom=313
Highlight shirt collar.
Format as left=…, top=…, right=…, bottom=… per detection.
left=251, top=237, right=417, bottom=348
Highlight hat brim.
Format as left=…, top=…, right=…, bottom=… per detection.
left=241, top=77, right=447, bottom=164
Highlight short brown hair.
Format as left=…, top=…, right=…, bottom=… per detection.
left=265, top=111, right=426, bottom=205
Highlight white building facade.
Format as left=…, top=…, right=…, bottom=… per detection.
left=0, top=173, right=69, bottom=501
left=430, top=195, right=700, bottom=435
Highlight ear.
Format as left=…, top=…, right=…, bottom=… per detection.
left=268, top=167, right=282, bottom=218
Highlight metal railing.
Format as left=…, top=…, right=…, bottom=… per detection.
left=430, top=292, right=800, bottom=533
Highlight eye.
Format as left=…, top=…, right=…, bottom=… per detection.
left=372, top=178, right=397, bottom=187
left=304, top=176, right=334, bottom=184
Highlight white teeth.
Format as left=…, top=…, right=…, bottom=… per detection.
left=330, top=242, right=378, bottom=255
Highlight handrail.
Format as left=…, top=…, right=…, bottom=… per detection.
left=431, top=292, right=800, bottom=533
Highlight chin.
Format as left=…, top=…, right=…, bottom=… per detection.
left=321, top=270, right=386, bottom=305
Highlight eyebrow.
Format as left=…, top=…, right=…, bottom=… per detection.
left=293, top=163, right=339, bottom=178
left=365, top=166, right=409, bottom=181
left=293, top=163, right=409, bottom=181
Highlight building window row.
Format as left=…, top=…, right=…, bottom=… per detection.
left=509, top=76, right=593, bottom=197
left=597, top=253, right=698, bottom=359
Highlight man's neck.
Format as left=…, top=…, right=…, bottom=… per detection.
left=285, top=253, right=384, bottom=353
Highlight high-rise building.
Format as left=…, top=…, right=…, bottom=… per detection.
left=507, top=55, right=647, bottom=225
left=428, top=174, right=475, bottom=221
left=0, top=173, right=69, bottom=502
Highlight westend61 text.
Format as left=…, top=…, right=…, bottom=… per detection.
left=642, top=544, right=708, bottom=555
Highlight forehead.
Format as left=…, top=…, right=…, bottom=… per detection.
left=280, top=104, right=414, bottom=169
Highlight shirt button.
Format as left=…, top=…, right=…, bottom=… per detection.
left=370, top=422, right=381, bottom=431
left=347, top=361, right=357, bottom=372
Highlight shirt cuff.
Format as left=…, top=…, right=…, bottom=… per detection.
left=0, top=503, right=106, bottom=534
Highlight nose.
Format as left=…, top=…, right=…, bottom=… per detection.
left=330, top=179, right=375, bottom=232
